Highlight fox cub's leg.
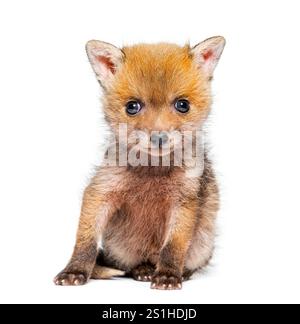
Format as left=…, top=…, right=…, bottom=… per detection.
left=151, top=200, right=198, bottom=290
left=184, top=215, right=216, bottom=276
left=185, top=163, right=219, bottom=277
left=54, top=186, right=115, bottom=286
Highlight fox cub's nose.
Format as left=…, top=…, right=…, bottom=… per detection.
left=150, top=132, right=169, bottom=148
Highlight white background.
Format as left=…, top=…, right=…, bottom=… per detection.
left=0, top=0, right=299, bottom=304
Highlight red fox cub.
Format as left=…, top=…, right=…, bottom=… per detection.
left=54, top=36, right=225, bottom=290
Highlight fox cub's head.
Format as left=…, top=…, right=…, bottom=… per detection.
left=86, top=37, right=225, bottom=159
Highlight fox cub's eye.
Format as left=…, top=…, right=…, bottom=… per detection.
left=174, top=99, right=190, bottom=113
left=126, top=101, right=142, bottom=116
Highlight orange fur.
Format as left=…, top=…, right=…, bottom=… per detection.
left=105, top=43, right=211, bottom=132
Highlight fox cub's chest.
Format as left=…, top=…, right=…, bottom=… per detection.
left=103, top=170, right=184, bottom=266
left=121, top=170, right=184, bottom=220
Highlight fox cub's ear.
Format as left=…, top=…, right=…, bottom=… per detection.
left=191, top=36, right=226, bottom=79
left=86, top=40, right=124, bottom=88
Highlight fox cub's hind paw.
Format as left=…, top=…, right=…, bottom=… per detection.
left=151, top=271, right=182, bottom=290
left=54, top=271, right=88, bottom=286
left=132, top=263, right=155, bottom=282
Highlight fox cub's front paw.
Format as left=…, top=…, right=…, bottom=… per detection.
left=132, top=263, right=155, bottom=282
left=151, top=271, right=182, bottom=290
left=54, top=271, right=88, bottom=286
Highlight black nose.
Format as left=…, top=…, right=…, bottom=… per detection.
left=150, top=132, right=169, bottom=148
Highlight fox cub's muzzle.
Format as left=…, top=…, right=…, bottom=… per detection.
left=150, top=132, right=169, bottom=148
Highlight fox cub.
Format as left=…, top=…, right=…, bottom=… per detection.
left=54, top=36, right=225, bottom=289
